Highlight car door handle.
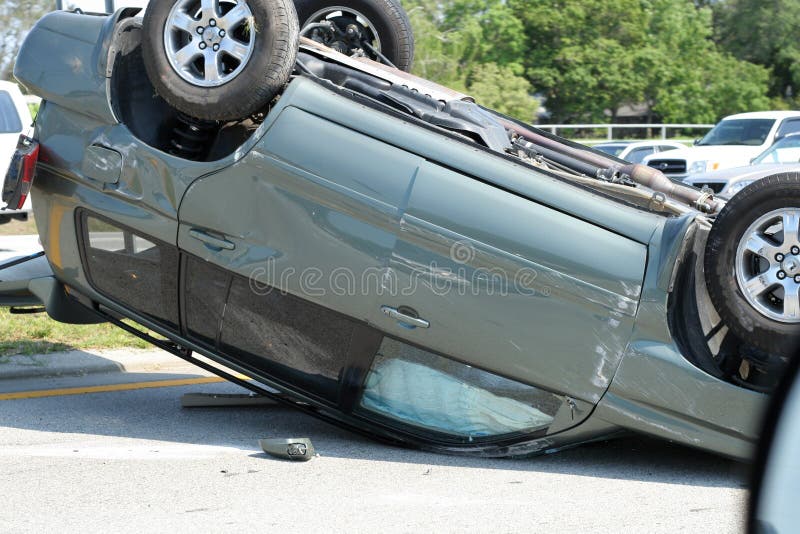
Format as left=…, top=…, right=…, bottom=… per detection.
left=188, top=228, right=235, bottom=250
left=381, top=306, right=430, bottom=329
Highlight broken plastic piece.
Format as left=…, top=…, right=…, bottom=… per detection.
left=259, top=438, right=315, bottom=462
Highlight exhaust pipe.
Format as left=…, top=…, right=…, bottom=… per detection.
left=493, top=116, right=723, bottom=214
left=619, top=164, right=723, bottom=213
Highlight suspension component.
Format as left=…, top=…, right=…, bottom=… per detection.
left=168, top=113, right=217, bottom=160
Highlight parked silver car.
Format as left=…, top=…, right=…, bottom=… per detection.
left=593, top=140, right=686, bottom=164
left=685, top=134, right=800, bottom=198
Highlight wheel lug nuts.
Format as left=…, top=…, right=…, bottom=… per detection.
left=776, top=253, right=785, bottom=262
left=219, top=29, right=225, bottom=37
left=196, top=26, right=204, bottom=34
left=212, top=44, right=220, bottom=51
left=199, top=42, right=207, bottom=49
left=793, top=246, right=800, bottom=255
left=209, top=19, right=216, bottom=26
left=778, top=270, right=787, bottom=280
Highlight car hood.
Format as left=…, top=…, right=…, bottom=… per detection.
left=684, top=163, right=800, bottom=184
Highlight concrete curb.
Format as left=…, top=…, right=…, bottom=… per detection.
left=0, top=348, right=201, bottom=381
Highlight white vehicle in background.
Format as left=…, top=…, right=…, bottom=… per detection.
left=643, top=111, right=800, bottom=180
left=592, top=140, right=686, bottom=164
left=0, top=80, right=33, bottom=224
left=685, top=133, right=800, bottom=198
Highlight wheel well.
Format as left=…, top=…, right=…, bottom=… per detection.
left=108, top=19, right=257, bottom=162
left=668, top=225, right=789, bottom=393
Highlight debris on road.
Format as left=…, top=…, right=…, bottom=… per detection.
left=259, top=438, right=316, bottom=462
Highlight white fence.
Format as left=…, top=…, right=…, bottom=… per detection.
left=537, top=123, right=715, bottom=141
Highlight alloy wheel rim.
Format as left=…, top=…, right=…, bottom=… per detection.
left=164, top=0, right=256, bottom=88
left=735, top=207, right=800, bottom=323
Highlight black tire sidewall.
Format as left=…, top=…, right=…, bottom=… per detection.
left=142, top=0, right=298, bottom=121
left=705, top=172, right=800, bottom=355
left=294, top=0, right=413, bottom=71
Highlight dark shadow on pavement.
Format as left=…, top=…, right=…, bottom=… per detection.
left=0, top=377, right=750, bottom=488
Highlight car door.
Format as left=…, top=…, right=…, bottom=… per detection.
left=177, top=106, right=422, bottom=405
left=358, top=160, right=648, bottom=438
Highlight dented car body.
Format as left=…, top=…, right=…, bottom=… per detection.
left=1, top=8, right=787, bottom=459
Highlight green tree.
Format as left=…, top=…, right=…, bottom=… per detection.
left=643, top=0, right=770, bottom=122
left=510, top=0, right=652, bottom=122
left=401, top=0, right=539, bottom=121
left=466, top=63, right=538, bottom=120
left=716, top=0, right=800, bottom=104
left=510, top=0, right=769, bottom=123
left=0, top=1, right=50, bottom=81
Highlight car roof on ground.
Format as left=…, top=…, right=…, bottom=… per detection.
left=722, top=111, right=800, bottom=121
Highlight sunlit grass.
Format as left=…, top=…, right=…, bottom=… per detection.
left=0, top=308, right=151, bottom=358
left=0, top=216, right=37, bottom=236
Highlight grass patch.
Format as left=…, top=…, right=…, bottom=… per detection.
left=0, top=307, right=151, bottom=357
left=0, top=215, right=38, bottom=236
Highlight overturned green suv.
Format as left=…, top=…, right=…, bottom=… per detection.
left=2, top=0, right=799, bottom=459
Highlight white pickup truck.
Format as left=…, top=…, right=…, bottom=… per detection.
left=0, top=80, right=34, bottom=224
left=643, top=111, right=800, bottom=181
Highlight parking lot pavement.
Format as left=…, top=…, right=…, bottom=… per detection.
left=0, top=362, right=749, bottom=533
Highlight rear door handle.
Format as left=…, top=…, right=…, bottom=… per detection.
left=188, top=228, right=235, bottom=250
left=381, top=306, right=430, bottom=329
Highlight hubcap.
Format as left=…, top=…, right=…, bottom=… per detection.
left=164, top=0, right=255, bottom=88
left=735, top=208, right=800, bottom=323
left=782, top=256, right=800, bottom=276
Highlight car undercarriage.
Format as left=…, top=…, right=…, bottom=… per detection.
left=2, top=3, right=798, bottom=459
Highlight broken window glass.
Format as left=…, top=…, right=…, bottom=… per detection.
left=360, top=338, right=562, bottom=440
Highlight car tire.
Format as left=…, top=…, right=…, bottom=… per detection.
left=705, top=173, right=800, bottom=356
left=295, top=0, right=414, bottom=71
left=142, top=0, right=299, bottom=121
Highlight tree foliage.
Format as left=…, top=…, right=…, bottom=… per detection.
left=0, top=0, right=782, bottom=124
left=402, top=0, right=540, bottom=122
left=0, top=1, right=50, bottom=81
left=403, top=0, right=771, bottom=123
left=715, top=0, right=800, bottom=105
left=511, top=0, right=770, bottom=122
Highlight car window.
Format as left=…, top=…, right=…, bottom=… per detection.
left=697, top=119, right=775, bottom=146
left=359, top=337, right=563, bottom=441
left=80, top=212, right=180, bottom=329
left=593, top=144, right=626, bottom=156
left=625, top=147, right=655, bottom=163
left=0, top=90, right=23, bottom=134
left=658, top=145, right=682, bottom=152
left=776, top=119, right=800, bottom=139
left=753, top=136, right=800, bottom=164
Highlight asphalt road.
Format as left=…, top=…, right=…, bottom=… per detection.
left=0, top=361, right=749, bottom=533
